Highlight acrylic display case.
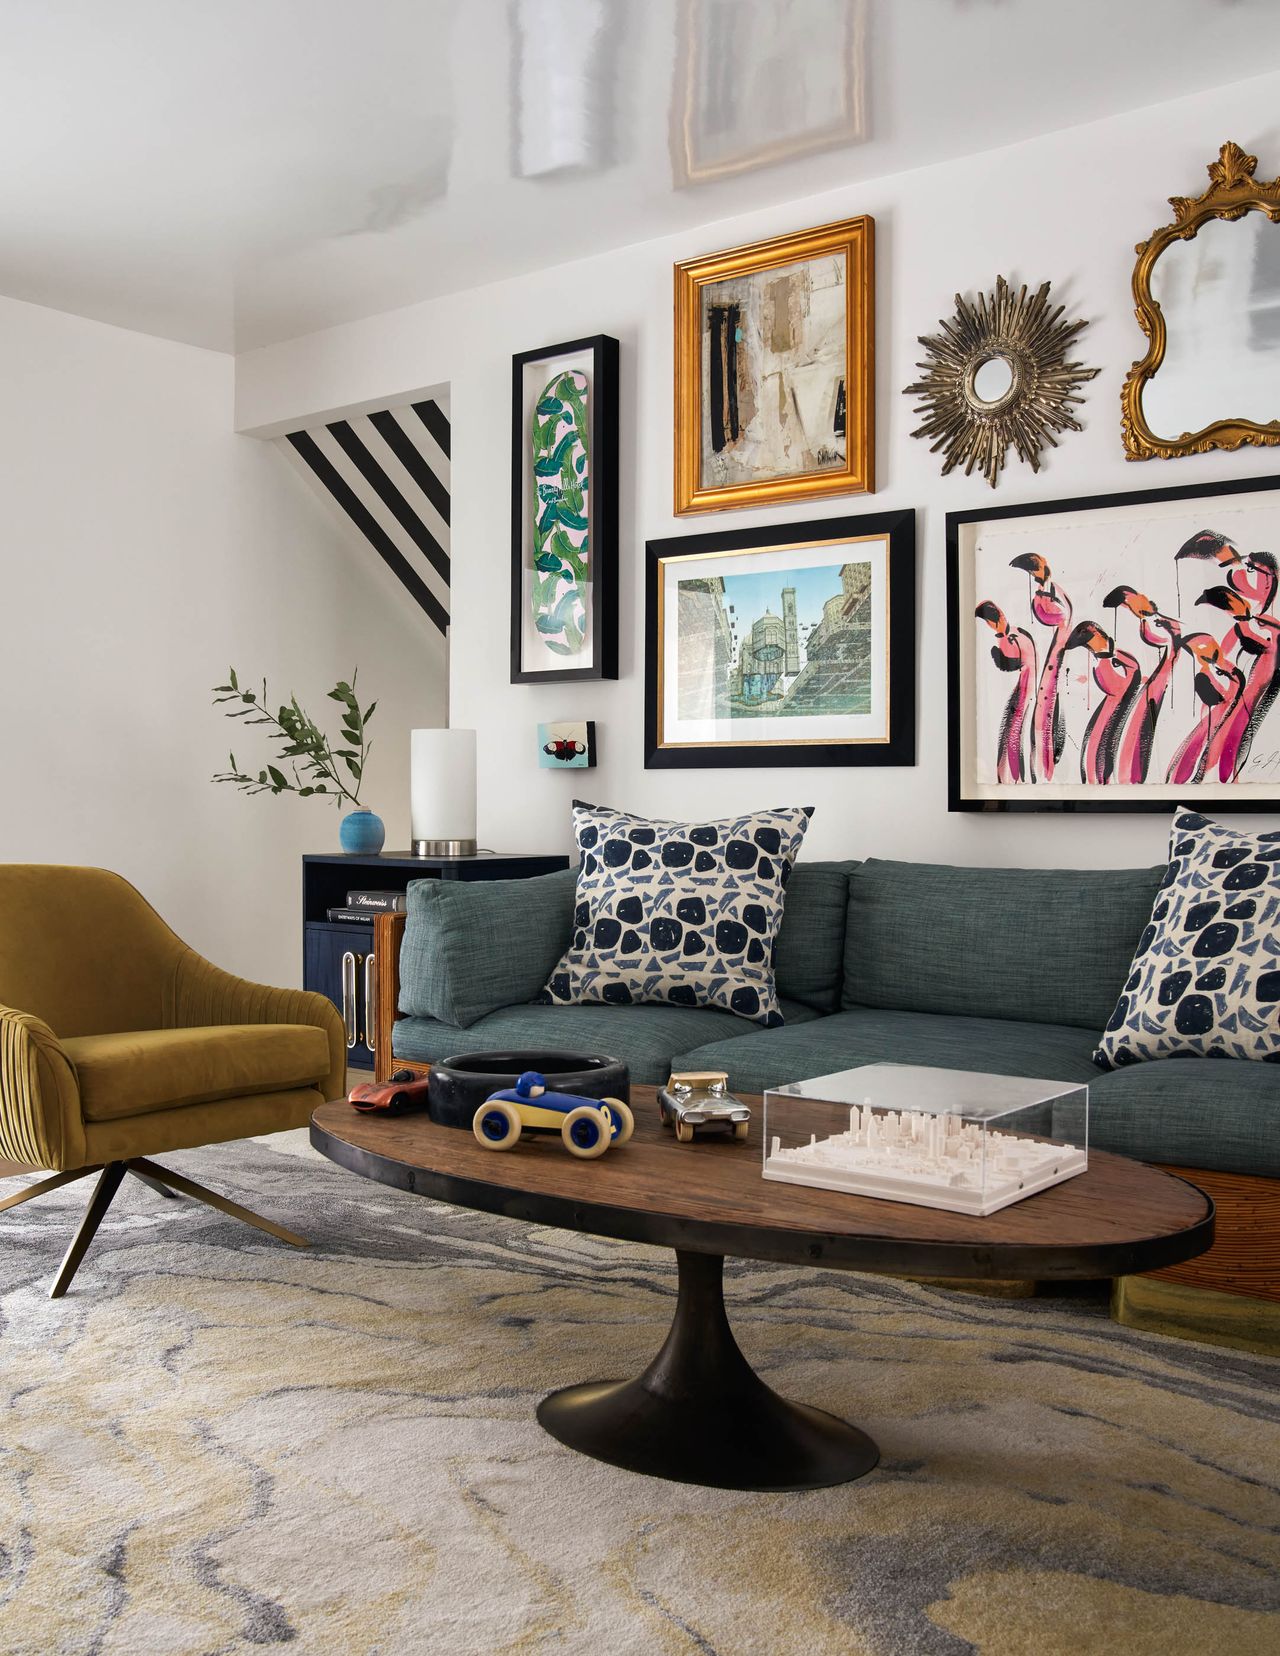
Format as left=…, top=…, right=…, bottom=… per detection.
left=762, top=1063, right=1088, bottom=1217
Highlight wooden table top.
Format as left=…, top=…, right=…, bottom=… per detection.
left=311, top=1086, right=1214, bottom=1280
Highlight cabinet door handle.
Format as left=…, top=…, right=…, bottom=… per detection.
left=341, top=950, right=358, bottom=1049
left=364, top=954, right=377, bottom=1055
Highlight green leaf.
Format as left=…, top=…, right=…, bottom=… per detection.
left=343, top=756, right=362, bottom=778
left=229, top=667, right=239, bottom=690
left=362, top=702, right=377, bottom=723
left=267, top=765, right=288, bottom=788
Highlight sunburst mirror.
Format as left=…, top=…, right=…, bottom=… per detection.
left=904, top=276, right=1099, bottom=488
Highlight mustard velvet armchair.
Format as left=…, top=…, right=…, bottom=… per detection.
left=0, top=866, right=345, bottom=1297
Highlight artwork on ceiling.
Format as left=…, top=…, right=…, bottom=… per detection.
left=674, top=216, right=874, bottom=513
left=670, top=0, right=866, bottom=187
left=511, top=335, right=619, bottom=683
left=1122, top=141, right=1280, bottom=462
left=645, top=510, right=915, bottom=769
left=947, top=474, right=1280, bottom=812
left=904, top=276, right=1099, bottom=489
left=538, top=720, right=597, bottom=769
left=510, top=0, right=616, bottom=177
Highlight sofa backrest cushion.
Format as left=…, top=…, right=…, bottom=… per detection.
left=774, top=860, right=860, bottom=1012
left=842, top=859, right=1165, bottom=1031
left=398, top=868, right=577, bottom=1028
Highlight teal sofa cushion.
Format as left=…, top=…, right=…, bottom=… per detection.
left=774, top=860, right=859, bottom=1013
left=1056, top=1058, right=1280, bottom=1178
left=677, top=1008, right=1101, bottom=1094
left=843, top=859, right=1164, bottom=1030
left=391, top=997, right=821, bottom=1085
left=398, top=868, right=577, bottom=1027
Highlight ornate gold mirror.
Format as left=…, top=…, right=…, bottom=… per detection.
left=1122, top=142, right=1280, bottom=460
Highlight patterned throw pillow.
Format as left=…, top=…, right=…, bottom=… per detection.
left=1095, top=808, right=1280, bottom=1069
left=539, top=801, right=814, bottom=1026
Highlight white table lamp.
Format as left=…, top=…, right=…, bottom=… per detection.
left=410, top=728, right=477, bottom=856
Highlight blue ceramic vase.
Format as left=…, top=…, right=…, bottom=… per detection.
left=339, top=807, right=385, bottom=855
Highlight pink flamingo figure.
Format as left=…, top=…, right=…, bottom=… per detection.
left=1103, top=585, right=1182, bottom=784
left=975, top=601, right=1037, bottom=783
left=1166, top=633, right=1246, bottom=787
left=1172, top=529, right=1277, bottom=612
left=1009, top=552, right=1072, bottom=781
left=1065, top=621, right=1141, bottom=785
left=1197, top=584, right=1280, bottom=780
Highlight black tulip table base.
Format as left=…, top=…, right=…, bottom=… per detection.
left=536, top=1248, right=879, bottom=1491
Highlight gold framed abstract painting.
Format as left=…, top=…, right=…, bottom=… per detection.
left=674, top=216, right=875, bottom=514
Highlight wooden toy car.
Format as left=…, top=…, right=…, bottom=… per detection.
left=657, top=1070, right=751, bottom=1143
left=473, top=1070, right=634, bottom=1159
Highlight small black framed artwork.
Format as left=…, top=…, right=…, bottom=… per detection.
left=645, top=510, right=915, bottom=769
left=948, top=472, right=1280, bottom=812
left=511, top=334, right=619, bottom=683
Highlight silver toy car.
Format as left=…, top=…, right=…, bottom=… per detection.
left=657, top=1070, right=751, bottom=1143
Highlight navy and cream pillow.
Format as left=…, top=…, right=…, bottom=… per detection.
left=539, top=800, right=814, bottom=1026
left=1095, top=808, right=1280, bottom=1069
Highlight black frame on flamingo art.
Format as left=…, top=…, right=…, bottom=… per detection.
left=946, top=471, right=1280, bottom=813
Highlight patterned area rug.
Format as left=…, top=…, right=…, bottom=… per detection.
left=1, top=1131, right=1277, bottom=1656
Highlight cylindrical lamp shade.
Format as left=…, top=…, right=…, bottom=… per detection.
left=410, top=728, right=477, bottom=856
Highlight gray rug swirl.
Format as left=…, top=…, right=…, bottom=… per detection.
left=1, top=1130, right=1277, bottom=1655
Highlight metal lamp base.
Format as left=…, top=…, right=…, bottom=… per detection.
left=411, top=838, right=477, bottom=857
left=537, top=1250, right=879, bottom=1490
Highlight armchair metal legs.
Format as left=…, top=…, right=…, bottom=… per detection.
left=125, top=1158, right=309, bottom=1251
left=50, top=1164, right=128, bottom=1299
left=1, top=1156, right=309, bottom=1298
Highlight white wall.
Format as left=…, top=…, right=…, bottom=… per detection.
left=2, top=294, right=445, bottom=986
left=237, top=69, right=1280, bottom=870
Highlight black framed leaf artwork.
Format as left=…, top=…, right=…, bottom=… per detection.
left=948, top=473, right=1280, bottom=811
left=510, top=334, right=619, bottom=683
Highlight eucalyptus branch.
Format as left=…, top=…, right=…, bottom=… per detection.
left=210, top=666, right=376, bottom=809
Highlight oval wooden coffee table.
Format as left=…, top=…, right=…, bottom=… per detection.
left=311, top=1087, right=1213, bottom=1492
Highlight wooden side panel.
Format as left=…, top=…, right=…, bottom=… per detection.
left=1145, top=1163, right=1280, bottom=1303
left=373, top=912, right=406, bottom=1083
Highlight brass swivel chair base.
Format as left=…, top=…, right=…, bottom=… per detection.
left=0, top=1156, right=309, bottom=1298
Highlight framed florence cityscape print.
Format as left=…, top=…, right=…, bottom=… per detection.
left=510, top=334, right=619, bottom=683
left=645, top=510, right=915, bottom=769
left=947, top=473, right=1280, bottom=812
left=673, top=215, right=874, bottom=514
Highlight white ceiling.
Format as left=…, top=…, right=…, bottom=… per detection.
left=2, top=0, right=1279, bottom=354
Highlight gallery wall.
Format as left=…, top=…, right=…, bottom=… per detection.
left=1, top=294, right=445, bottom=985
left=236, top=67, right=1280, bottom=869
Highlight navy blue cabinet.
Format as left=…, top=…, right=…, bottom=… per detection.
left=302, top=849, right=570, bottom=1071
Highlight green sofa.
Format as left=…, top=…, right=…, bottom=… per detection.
left=389, top=857, right=1280, bottom=1181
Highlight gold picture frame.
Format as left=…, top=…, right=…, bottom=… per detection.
left=673, top=216, right=875, bottom=514
left=1121, top=141, right=1280, bottom=461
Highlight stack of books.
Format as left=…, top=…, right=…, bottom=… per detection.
left=326, top=890, right=407, bottom=923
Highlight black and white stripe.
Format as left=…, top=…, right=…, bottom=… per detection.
left=280, top=399, right=451, bottom=633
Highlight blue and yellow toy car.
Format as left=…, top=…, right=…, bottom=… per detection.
left=473, top=1071, right=634, bottom=1158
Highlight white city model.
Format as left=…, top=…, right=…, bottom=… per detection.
left=763, top=1103, right=1087, bottom=1216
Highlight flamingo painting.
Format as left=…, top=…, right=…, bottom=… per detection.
left=967, top=498, right=1280, bottom=801
left=1064, top=622, right=1142, bottom=785
left=1103, top=586, right=1181, bottom=784
left=974, top=601, right=1036, bottom=783
left=1166, top=634, right=1245, bottom=787
left=1197, top=585, right=1280, bottom=780
left=1008, top=552, right=1072, bottom=781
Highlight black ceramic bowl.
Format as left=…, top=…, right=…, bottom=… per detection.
left=427, top=1051, right=630, bottom=1130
